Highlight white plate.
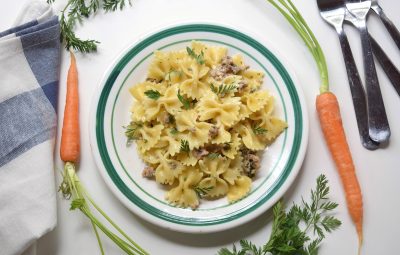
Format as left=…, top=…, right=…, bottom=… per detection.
left=89, top=22, right=308, bottom=233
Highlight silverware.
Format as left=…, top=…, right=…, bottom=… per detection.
left=370, top=35, right=400, bottom=98
left=371, top=0, right=400, bottom=50
left=316, top=0, right=379, bottom=150
left=345, top=0, right=390, bottom=143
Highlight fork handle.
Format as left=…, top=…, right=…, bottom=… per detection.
left=336, top=27, right=379, bottom=150
left=370, top=34, right=400, bottom=98
left=359, top=23, right=391, bottom=142
left=373, top=5, right=400, bottom=51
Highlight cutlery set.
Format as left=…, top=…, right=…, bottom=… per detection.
left=317, top=0, right=400, bottom=150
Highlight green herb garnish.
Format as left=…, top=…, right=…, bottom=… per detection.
left=48, top=0, right=132, bottom=53
left=166, top=69, right=183, bottom=81
left=180, top=140, right=190, bottom=153
left=207, top=153, right=220, bottom=159
left=177, top=89, right=191, bottom=109
left=194, top=186, right=213, bottom=198
left=170, top=127, right=179, bottom=135
left=186, top=47, right=205, bottom=65
left=124, top=121, right=142, bottom=144
left=252, top=125, right=268, bottom=135
left=218, top=174, right=341, bottom=255
left=210, top=83, right=238, bottom=96
left=144, top=90, right=161, bottom=100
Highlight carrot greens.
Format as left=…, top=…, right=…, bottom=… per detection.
left=218, top=175, right=341, bottom=255
left=47, top=0, right=132, bottom=52
left=266, top=0, right=329, bottom=93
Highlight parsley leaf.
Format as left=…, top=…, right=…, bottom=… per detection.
left=194, top=186, right=213, bottom=198
left=177, top=89, right=191, bottom=109
left=180, top=140, right=190, bottom=153
left=252, top=125, right=268, bottom=135
left=207, top=153, right=220, bottom=159
left=210, top=83, right=238, bottom=97
left=170, top=127, right=179, bottom=135
left=144, top=90, right=161, bottom=100
left=186, top=47, right=205, bottom=65
left=123, top=121, right=142, bottom=145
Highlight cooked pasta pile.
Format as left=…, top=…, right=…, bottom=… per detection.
left=125, top=41, right=287, bottom=208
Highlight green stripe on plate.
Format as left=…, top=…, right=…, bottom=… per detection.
left=96, top=24, right=303, bottom=226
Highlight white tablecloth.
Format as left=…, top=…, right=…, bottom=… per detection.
left=1, top=0, right=399, bottom=254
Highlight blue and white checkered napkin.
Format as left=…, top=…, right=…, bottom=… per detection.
left=0, top=2, right=60, bottom=255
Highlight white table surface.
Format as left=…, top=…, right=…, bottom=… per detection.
left=2, top=0, right=400, bottom=254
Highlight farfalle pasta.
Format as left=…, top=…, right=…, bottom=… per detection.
left=125, top=41, right=287, bottom=208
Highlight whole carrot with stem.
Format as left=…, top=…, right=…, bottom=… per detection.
left=267, top=0, right=363, bottom=252
left=59, top=51, right=148, bottom=255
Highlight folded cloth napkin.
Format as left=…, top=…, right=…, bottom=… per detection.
left=0, top=2, right=60, bottom=255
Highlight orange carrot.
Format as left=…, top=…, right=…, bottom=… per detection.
left=60, top=51, right=80, bottom=163
left=316, top=92, right=363, bottom=245
left=267, top=0, right=363, bottom=252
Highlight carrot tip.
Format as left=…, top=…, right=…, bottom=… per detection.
left=357, top=230, right=363, bottom=255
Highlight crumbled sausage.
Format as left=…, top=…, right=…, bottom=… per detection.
left=192, top=148, right=209, bottom=159
left=241, top=149, right=261, bottom=178
left=222, top=143, right=231, bottom=151
left=205, top=144, right=222, bottom=153
left=237, top=80, right=248, bottom=93
left=146, top=77, right=158, bottom=82
left=160, top=112, right=175, bottom=125
left=142, top=166, right=155, bottom=178
left=209, top=126, right=219, bottom=139
left=209, top=56, right=248, bottom=80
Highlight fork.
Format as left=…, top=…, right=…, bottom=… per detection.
left=346, top=0, right=390, bottom=143
left=371, top=0, right=400, bottom=50
left=316, top=0, right=379, bottom=150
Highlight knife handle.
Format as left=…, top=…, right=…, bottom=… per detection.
left=336, top=27, right=379, bottom=150
left=370, top=34, right=400, bottom=98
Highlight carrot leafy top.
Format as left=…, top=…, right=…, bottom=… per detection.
left=267, top=0, right=329, bottom=94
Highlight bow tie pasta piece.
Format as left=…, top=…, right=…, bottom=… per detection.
left=129, top=81, right=166, bottom=122
left=221, top=132, right=241, bottom=159
left=241, top=90, right=271, bottom=113
left=176, top=151, right=199, bottom=166
left=175, top=110, right=212, bottom=149
left=165, top=167, right=203, bottom=208
left=136, top=124, right=164, bottom=153
left=179, top=57, right=210, bottom=99
left=141, top=84, right=182, bottom=121
left=227, top=175, right=252, bottom=203
left=231, top=54, right=248, bottom=70
left=138, top=147, right=166, bottom=165
left=147, top=51, right=173, bottom=82
left=237, top=120, right=268, bottom=150
left=210, top=125, right=231, bottom=144
left=155, top=156, right=185, bottom=185
left=197, top=95, right=241, bottom=127
left=197, top=157, right=230, bottom=197
left=242, top=69, right=264, bottom=92
left=262, top=117, right=288, bottom=142
left=191, top=41, right=228, bottom=68
left=249, top=95, right=275, bottom=122
left=155, top=132, right=182, bottom=157
left=222, top=163, right=241, bottom=186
